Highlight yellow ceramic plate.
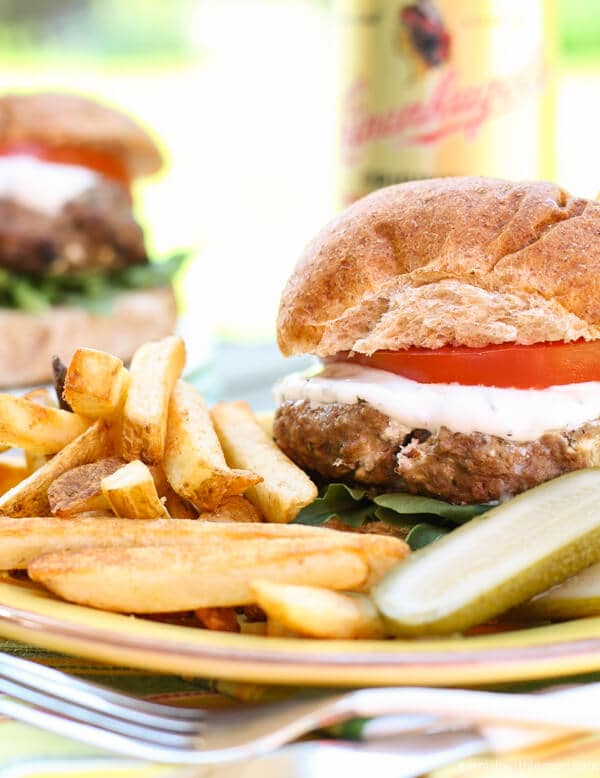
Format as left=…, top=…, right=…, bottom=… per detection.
left=0, top=577, right=600, bottom=687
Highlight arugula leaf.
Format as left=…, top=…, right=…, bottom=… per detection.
left=333, top=504, right=377, bottom=529
left=294, top=482, right=493, bottom=539
left=373, top=506, right=421, bottom=531
left=0, top=252, right=188, bottom=314
left=374, top=493, right=493, bottom=525
left=406, top=523, right=450, bottom=550
left=294, top=483, right=373, bottom=527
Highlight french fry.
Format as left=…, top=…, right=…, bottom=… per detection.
left=164, top=488, right=198, bottom=519
left=255, top=410, right=274, bottom=439
left=121, top=336, right=186, bottom=464
left=0, top=517, right=205, bottom=568
left=0, top=456, right=29, bottom=496
left=197, top=495, right=263, bottom=523
left=28, top=539, right=369, bottom=611
left=240, top=620, right=267, bottom=636
left=24, top=387, right=58, bottom=410
left=250, top=580, right=386, bottom=639
left=211, top=401, right=317, bottom=523
left=0, top=420, right=112, bottom=517
left=164, top=381, right=260, bottom=510
left=194, top=607, right=240, bottom=633
left=266, top=619, right=297, bottom=638
left=0, top=395, right=90, bottom=454
left=147, top=465, right=170, bottom=497
left=22, top=388, right=59, bottom=472
left=63, top=348, right=129, bottom=419
left=25, top=451, right=50, bottom=473
left=340, top=532, right=410, bottom=588
left=101, top=460, right=170, bottom=519
left=0, top=517, right=407, bottom=574
left=48, top=458, right=124, bottom=517
left=73, top=511, right=118, bottom=519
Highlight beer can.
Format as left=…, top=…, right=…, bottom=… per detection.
left=336, top=0, right=556, bottom=206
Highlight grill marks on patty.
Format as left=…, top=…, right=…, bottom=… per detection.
left=0, top=179, right=146, bottom=275
left=273, top=400, right=600, bottom=504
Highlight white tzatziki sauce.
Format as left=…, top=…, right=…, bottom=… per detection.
left=0, top=155, right=98, bottom=216
left=274, top=363, right=600, bottom=442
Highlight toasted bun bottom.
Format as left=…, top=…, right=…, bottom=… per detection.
left=0, top=286, right=177, bottom=387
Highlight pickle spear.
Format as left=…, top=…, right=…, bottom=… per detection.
left=372, top=469, right=600, bottom=636
left=511, top=561, right=600, bottom=622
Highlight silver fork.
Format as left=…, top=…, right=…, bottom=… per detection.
left=0, top=652, right=599, bottom=764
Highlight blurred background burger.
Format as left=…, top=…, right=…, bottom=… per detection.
left=0, top=92, right=178, bottom=386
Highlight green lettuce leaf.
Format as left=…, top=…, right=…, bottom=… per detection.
left=294, top=483, right=373, bottom=527
left=0, top=252, right=188, bottom=314
left=293, top=481, right=493, bottom=548
left=405, top=523, right=450, bottom=550
left=374, top=493, right=493, bottom=524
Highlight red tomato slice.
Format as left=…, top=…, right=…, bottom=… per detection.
left=333, top=340, right=600, bottom=389
left=0, top=143, right=131, bottom=188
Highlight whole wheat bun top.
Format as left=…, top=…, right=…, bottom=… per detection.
left=277, top=177, right=600, bottom=356
left=0, top=93, right=162, bottom=178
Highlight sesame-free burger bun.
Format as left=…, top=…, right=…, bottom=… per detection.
left=0, top=92, right=162, bottom=178
left=0, top=286, right=176, bottom=387
left=277, top=177, right=600, bottom=357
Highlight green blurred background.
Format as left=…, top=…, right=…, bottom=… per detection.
left=0, top=0, right=596, bottom=343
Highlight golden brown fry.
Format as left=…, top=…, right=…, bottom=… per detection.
left=266, top=619, right=299, bottom=638
left=147, top=465, right=169, bottom=498
left=211, top=401, right=317, bottom=523
left=25, top=451, right=50, bottom=473
left=255, top=410, right=274, bottom=439
left=164, top=381, right=260, bottom=511
left=0, top=517, right=208, bottom=568
left=197, top=495, right=262, bottom=523
left=194, top=607, right=240, bottom=633
left=101, top=460, right=170, bottom=519
left=121, top=336, right=186, bottom=464
left=24, top=388, right=58, bottom=409
left=24, top=393, right=59, bottom=472
left=73, top=511, right=118, bottom=519
left=28, top=539, right=368, bottom=611
left=63, top=348, right=129, bottom=419
left=240, top=620, right=267, bottom=636
left=164, top=488, right=197, bottom=519
left=48, top=458, right=124, bottom=517
left=22, top=388, right=59, bottom=472
left=0, top=420, right=112, bottom=517
left=250, top=580, right=386, bottom=639
left=0, top=395, right=90, bottom=454
left=0, top=457, right=29, bottom=496
left=0, top=517, right=406, bottom=573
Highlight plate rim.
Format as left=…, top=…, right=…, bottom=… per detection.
left=1, top=580, right=600, bottom=686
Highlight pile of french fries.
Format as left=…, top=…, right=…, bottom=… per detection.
left=0, top=336, right=409, bottom=639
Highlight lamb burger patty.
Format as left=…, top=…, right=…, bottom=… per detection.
left=273, top=400, right=600, bottom=505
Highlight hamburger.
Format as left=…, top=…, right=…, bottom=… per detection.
left=0, top=92, right=178, bottom=387
left=274, top=177, right=600, bottom=506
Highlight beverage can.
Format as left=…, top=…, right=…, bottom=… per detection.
left=336, top=0, right=556, bottom=206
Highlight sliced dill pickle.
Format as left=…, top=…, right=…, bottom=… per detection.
left=511, top=561, right=600, bottom=621
left=372, top=469, right=600, bottom=636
